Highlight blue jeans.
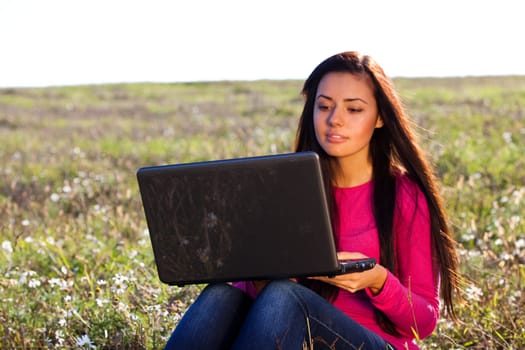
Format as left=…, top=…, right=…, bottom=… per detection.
left=165, top=280, right=394, bottom=349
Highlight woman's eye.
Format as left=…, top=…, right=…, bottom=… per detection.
left=317, top=104, right=330, bottom=111
left=348, top=108, right=362, bottom=113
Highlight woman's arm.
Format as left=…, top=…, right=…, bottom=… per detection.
left=313, top=177, right=440, bottom=338
left=366, top=177, right=440, bottom=338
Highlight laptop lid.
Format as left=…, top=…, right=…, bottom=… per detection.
left=136, top=151, right=340, bottom=286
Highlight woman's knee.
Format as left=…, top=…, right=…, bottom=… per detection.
left=186, top=283, right=251, bottom=317
left=255, top=280, right=306, bottom=313
left=201, top=283, right=240, bottom=299
left=231, top=280, right=309, bottom=348
left=260, top=279, right=306, bottom=298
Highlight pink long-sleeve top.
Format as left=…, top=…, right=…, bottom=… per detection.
left=234, top=175, right=440, bottom=349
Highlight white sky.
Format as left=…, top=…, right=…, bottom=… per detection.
left=1, top=0, right=524, bottom=88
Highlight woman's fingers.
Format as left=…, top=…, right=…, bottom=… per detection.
left=336, top=251, right=368, bottom=261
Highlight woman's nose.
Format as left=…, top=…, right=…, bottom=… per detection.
left=327, top=106, right=344, bottom=127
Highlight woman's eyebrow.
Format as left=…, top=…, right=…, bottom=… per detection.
left=317, top=94, right=368, bottom=104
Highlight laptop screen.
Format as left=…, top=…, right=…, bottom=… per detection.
left=137, top=152, right=339, bottom=285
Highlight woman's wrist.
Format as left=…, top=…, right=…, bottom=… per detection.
left=369, top=265, right=388, bottom=295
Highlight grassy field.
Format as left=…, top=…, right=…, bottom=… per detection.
left=0, top=76, right=524, bottom=349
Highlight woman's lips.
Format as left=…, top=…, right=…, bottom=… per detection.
left=326, top=133, right=347, bottom=143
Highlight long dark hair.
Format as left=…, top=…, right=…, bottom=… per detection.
left=295, top=51, right=460, bottom=336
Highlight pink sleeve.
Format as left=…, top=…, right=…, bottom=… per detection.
left=231, top=281, right=258, bottom=299
left=365, top=177, right=440, bottom=339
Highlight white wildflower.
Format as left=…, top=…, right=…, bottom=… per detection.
left=19, top=270, right=37, bottom=285
left=75, top=334, right=95, bottom=349
left=2, top=241, right=13, bottom=254
left=28, top=278, right=41, bottom=288
left=468, top=250, right=481, bottom=258
left=55, top=330, right=65, bottom=346
left=61, top=309, right=74, bottom=318
left=12, top=151, right=21, bottom=160
left=502, top=131, right=512, bottom=143
left=147, top=304, right=161, bottom=312
left=117, top=301, right=129, bottom=312
left=7, top=279, right=18, bottom=286
left=48, top=278, right=61, bottom=287
left=129, top=250, right=138, bottom=259
left=172, top=313, right=182, bottom=323
left=50, top=193, right=60, bottom=202
left=111, top=273, right=129, bottom=294
left=461, top=234, right=475, bottom=242
left=465, top=284, right=483, bottom=302
left=470, top=172, right=482, bottom=180
left=48, top=278, right=71, bottom=290
left=96, top=298, right=110, bottom=307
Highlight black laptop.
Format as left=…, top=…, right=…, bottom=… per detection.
left=136, top=151, right=373, bottom=286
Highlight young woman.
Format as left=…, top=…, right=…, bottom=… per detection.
left=165, top=51, right=460, bottom=349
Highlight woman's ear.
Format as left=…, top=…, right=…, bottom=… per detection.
left=375, top=115, right=384, bottom=128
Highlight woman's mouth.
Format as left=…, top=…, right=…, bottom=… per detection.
left=326, top=133, right=347, bottom=143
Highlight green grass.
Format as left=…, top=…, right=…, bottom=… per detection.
left=1, top=77, right=524, bottom=348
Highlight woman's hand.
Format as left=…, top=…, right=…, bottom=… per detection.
left=309, top=252, right=388, bottom=295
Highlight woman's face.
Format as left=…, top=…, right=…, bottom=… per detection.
left=313, top=72, right=383, bottom=168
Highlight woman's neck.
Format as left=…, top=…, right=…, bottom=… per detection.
left=331, top=156, right=373, bottom=188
